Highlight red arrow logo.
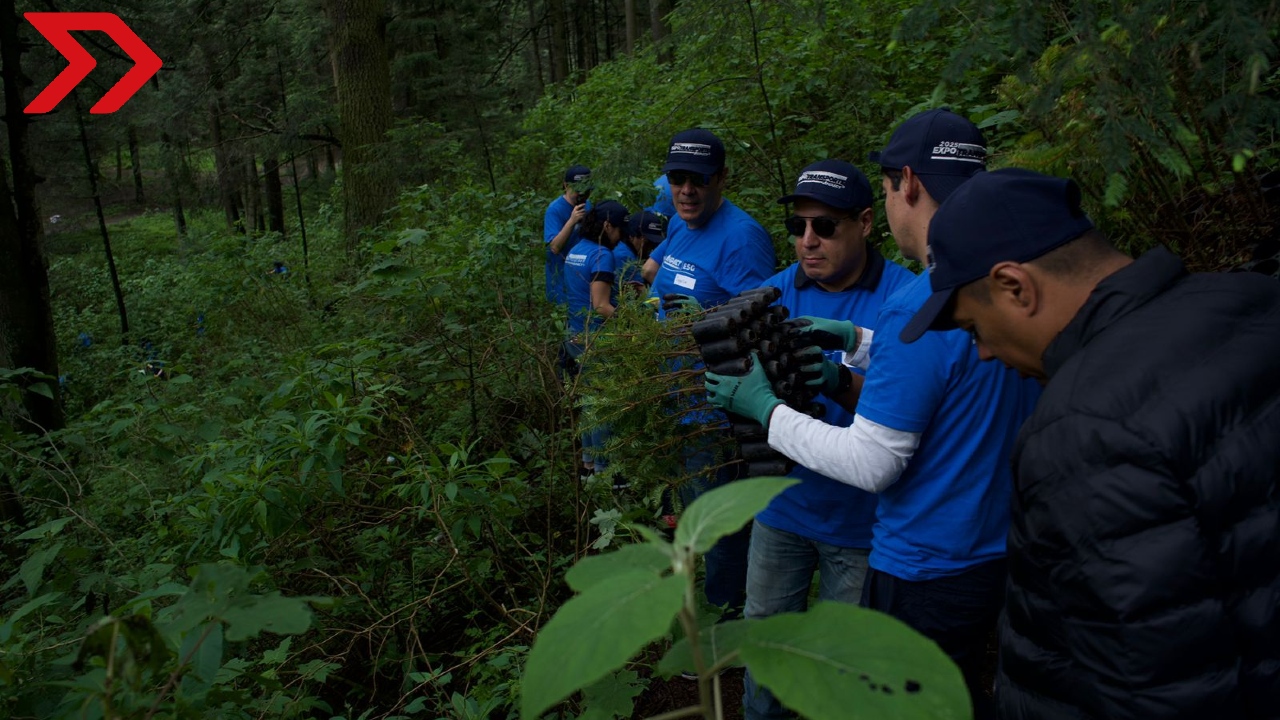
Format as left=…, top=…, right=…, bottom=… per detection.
left=23, top=12, right=162, bottom=114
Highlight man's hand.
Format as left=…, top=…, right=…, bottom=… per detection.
left=795, top=345, right=845, bottom=395
left=568, top=203, right=588, bottom=226
left=705, top=351, right=785, bottom=428
left=662, top=293, right=703, bottom=315
left=789, top=316, right=862, bottom=353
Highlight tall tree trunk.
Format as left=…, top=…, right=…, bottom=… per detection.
left=209, top=99, right=243, bottom=233
left=572, top=0, right=587, bottom=74
left=650, top=0, right=672, bottom=62
left=264, top=153, right=286, bottom=237
left=527, top=0, right=546, bottom=91
left=243, top=155, right=263, bottom=234
left=325, top=0, right=396, bottom=254
left=73, top=93, right=129, bottom=344
left=160, top=132, right=187, bottom=236
left=325, top=142, right=337, bottom=177
left=0, top=0, right=64, bottom=436
left=624, top=0, right=635, bottom=54
left=306, top=149, right=319, bottom=185
left=127, top=125, right=144, bottom=204
left=548, top=0, right=569, bottom=81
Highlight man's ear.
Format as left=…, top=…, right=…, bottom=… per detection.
left=900, top=167, right=922, bottom=204
left=857, top=207, right=874, bottom=239
left=991, top=262, right=1039, bottom=315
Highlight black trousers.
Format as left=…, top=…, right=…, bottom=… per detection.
left=861, top=558, right=1006, bottom=720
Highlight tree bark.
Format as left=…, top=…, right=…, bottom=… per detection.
left=243, top=155, right=263, bottom=234
left=209, top=98, right=243, bottom=233
left=572, top=0, right=587, bottom=74
left=0, top=0, right=64, bottom=435
left=548, top=0, right=569, bottom=82
left=264, top=153, right=286, bottom=237
left=624, top=0, right=635, bottom=54
left=527, top=0, right=546, bottom=91
left=160, top=132, right=187, bottom=236
left=650, top=0, right=672, bottom=62
left=127, top=125, right=144, bottom=204
left=324, top=0, right=396, bottom=254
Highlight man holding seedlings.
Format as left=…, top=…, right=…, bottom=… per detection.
left=705, top=109, right=1039, bottom=719
left=901, top=168, right=1280, bottom=720
left=650, top=128, right=777, bottom=620
left=740, top=159, right=915, bottom=720
left=544, top=164, right=594, bottom=305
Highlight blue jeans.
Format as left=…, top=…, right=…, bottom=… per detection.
left=861, top=559, right=1006, bottom=720
left=680, top=442, right=749, bottom=618
left=742, top=521, right=870, bottom=720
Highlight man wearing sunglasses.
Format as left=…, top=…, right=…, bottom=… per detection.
left=705, top=109, right=1040, bottom=720
left=651, top=128, right=777, bottom=622
left=544, top=164, right=594, bottom=305
left=741, top=159, right=915, bottom=720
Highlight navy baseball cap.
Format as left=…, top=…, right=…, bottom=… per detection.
left=564, top=164, right=592, bottom=184
left=899, top=168, right=1096, bottom=343
left=869, top=108, right=986, bottom=203
left=593, top=199, right=629, bottom=226
left=628, top=210, right=668, bottom=242
left=776, top=159, right=873, bottom=211
left=663, top=129, right=725, bottom=175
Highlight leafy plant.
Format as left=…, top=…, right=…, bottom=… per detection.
left=521, top=477, right=971, bottom=720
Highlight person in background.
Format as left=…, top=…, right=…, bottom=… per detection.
left=563, top=200, right=629, bottom=479
left=704, top=109, right=1039, bottom=719
left=648, top=174, right=678, bottom=219
left=544, top=164, right=594, bottom=305
left=902, top=168, right=1280, bottom=720
left=616, top=210, right=667, bottom=292
left=741, top=159, right=915, bottom=720
left=649, top=127, right=777, bottom=620
left=641, top=239, right=665, bottom=284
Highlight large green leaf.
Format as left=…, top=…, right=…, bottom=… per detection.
left=521, top=570, right=684, bottom=720
left=675, top=477, right=797, bottom=553
left=221, top=593, right=314, bottom=641
left=179, top=621, right=224, bottom=697
left=741, top=603, right=971, bottom=720
left=657, top=618, right=751, bottom=676
left=580, top=669, right=646, bottom=720
left=565, top=543, right=671, bottom=592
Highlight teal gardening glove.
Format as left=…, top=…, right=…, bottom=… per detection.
left=790, top=316, right=861, bottom=353
left=794, top=344, right=848, bottom=396
left=662, top=293, right=703, bottom=315
left=704, top=351, right=785, bottom=429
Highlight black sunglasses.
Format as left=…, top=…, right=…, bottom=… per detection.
left=784, top=215, right=849, bottom=238
left=667, top=170, right=712, bottom=188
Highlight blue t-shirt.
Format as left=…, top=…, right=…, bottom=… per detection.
left=648, top=240, right=666, bottom=270
left=647, top=175, right=677, bottom=219
left=648, top=200, right=776, bottom=316
left=756, top=248, right=915, bottom=548
left=564, top=240, right=617, bottom=335
left=856, top=273, right=1041, bottom=580
left=544, top=196, right=590, bottom=304
left=613, top=242, right=644, bottom=288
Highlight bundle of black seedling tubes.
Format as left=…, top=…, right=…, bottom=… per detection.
left=671, top=286, right=828, bottom=478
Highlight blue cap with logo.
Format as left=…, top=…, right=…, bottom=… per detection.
left=899, top=168, right=1096, bottom=343
left=592, top=199, right=629, bottom=227
left=628, top=210, right=668, bottom=243
left=869, top=108, right=986, bottom=203
left=663, top=128, right=725, bottom=175
left=776, top=159, right=873, bottom=211
left=564, top=164, right=592, bottom=184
